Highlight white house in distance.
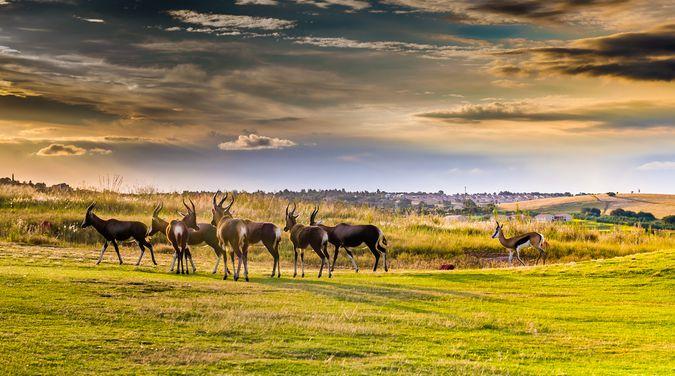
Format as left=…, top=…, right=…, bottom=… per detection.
left=535, top=213, right=572, bottom=222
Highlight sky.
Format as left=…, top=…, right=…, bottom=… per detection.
left=0, top=0, right=673, bottom=193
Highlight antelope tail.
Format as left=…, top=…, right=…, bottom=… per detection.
left=376, top=230, right=388, bottom=253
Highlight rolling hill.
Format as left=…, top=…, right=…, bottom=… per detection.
left=499, top=193, right=675, bottom=218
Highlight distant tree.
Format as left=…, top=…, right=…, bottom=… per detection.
left=582, top=207, right=601, bottom=217
left=636, top=211, right=656, bottom=221
left=607, top=192, right=617, bottom=197
left=663, top=215, right=675, bottom=225
left=610, top=208, right=626, bottom=217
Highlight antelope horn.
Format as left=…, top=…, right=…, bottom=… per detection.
left=219, top=192, right=228, bottom=207
left=158, top=201, right=163, bottom=213
left=183, top=198, right=191, bottom=212
left=86, top=202, right=96, bottom=213
left=152, top=202, right=160, bottom=217
left=212, top=192, right=218, bottom=207
left=189, top=197, right=196, bottom=213
left=224, top=193, right=235, bottom=211
left=285, top=203, right=290, bottom=216
left=291, top=202, right=297, bottom=215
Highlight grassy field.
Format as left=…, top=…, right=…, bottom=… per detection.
left=499, top=193, right=675, bottom=219
left=0, top=243, right=673, bottom=374
left=2, top=185, right=675, bottom=268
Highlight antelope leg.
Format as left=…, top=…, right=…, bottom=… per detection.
left=212, top=254, right=220, bottom=274
left=186, top=248, right=196, bottom=273
left=111, top=240, right=123, bottom=265
left=135, top=243, right=145, bottom=266
left=344, top=247, right=359, bottom=272
left=169, top=252, right=177, bottom=272
left=96, top=241, right=108, bottom=265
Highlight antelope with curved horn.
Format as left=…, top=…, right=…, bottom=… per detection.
left=491, top=221, right=547, bottom=266
left=147, top=202, right=230, bottom=275
left=284, top=202, right=331, bottom=278
left=310, top=206, right=389, bottom=273
left=167, top=198, right=200, bottom=274
left=210, top=193, right=282, bottom=278
left=211, top=192, right=249, bottom=281
left=81, top=202, right=156, bottom=266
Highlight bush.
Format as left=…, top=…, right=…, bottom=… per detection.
left=663, top=215, right=675, bottom=225
left=581, top=207, right=601, bottom=217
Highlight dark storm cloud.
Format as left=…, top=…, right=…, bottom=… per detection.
left=0, top=95, right=119, bottom=124
left=469, top=0, right=630, bottom=22
left=493, top=24, right=675, bottom=81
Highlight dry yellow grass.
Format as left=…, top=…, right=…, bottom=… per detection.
left=499, top=193, right=675, bottom=218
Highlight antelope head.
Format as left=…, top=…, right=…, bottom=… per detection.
left=211, top=192, right=235, bottom=226
left=147, top=202, right=165, bottom=236
left=491, top=221, right=503, bottom=239
left=179, top=198, right=199, bottom=231
left=81, top=202, right=96, bottom=228
left=283, top=202, right=299, bottom=232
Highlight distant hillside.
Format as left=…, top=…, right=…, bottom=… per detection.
left=499, top=194, right=675, bottom=219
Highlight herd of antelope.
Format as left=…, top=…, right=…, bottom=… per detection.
left=81, top=192, right=390, bottom=281
left=81, top=193, right=548, bottom=280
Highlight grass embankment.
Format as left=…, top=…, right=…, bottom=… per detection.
left=0, top=244, right=673, bottom=374
left=1, top=185, right=674, bottom=267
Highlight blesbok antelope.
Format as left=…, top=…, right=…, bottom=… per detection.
left=310, top=206, right=388, bottom=273
left=284, top=203, right=331, bottom=278
left=147, top=202, right=230, bottom=275
left=211, top=192, right=249, bottom=281
left=167, top=198, right=200, bottom=274
left=212, top=193, right=282, bottom=278
left=81, top=202, right=156, bottom=266
left=491, top=221, right=547, bottom=266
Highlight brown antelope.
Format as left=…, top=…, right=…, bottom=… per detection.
left=491, top=221, right=547, bottom=266
left=310, top=206, right=388, bottom=273
left=167, top=198, right=200, bottom=274
left=211, top=192, right=249, bottom=281
left=284, top=203, right=331, bottom=278
left=147, top=202, right=230, bottom=275
left=81, top=202, right=156, bottom=266
left=213, top=193, right=282, bottom=278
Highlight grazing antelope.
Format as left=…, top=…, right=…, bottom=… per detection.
left=284, top=203, right=331, bottom=278
left=167, top=198, right=200, bottom=274
left=81, top=202, right=156, bottom=266
left=147, top=202, right=230, bottom=275
left=212, top=193, right=282, bottom=278
left=211, top=192, right=249, bottom=281
left=310, top=206, right=388, bottom=273
left=491, top=221, right=547, bottom=266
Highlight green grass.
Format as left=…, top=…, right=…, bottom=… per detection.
left=1, top=243, right=673, bottom=374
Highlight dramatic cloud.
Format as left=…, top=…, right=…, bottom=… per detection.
left=380, top=0, right=672, bottom=29
left=74, top=16, right=105, bottom=23
left=291, top=36, right=490, bottom=59
left=236, top=0, right=279, bottom=5
left=294, top=0, right=371, bottom=10
left=36, top=144, right=87, bottom=157
left=36, top=144, right=113, bottom=157
left=417, top=100, right=675, bottom=129
left=493, top=24, right=675, bottom=81
left=417, top=101, right=585, bottom=122
left=88, top=147, right=113, bottom=155
left=637, top=161, right=675, bottom=171
left=167, top=10, right=296, bottom=31
left=218, top=134, right=297, bottom=151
